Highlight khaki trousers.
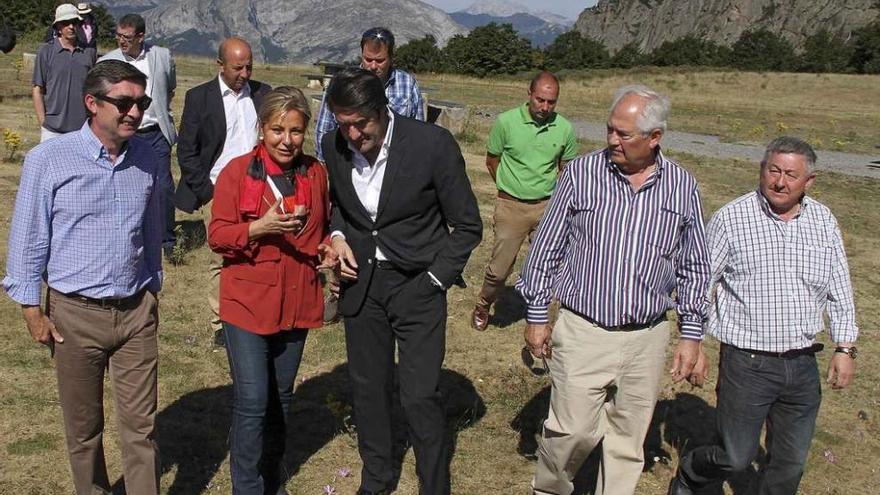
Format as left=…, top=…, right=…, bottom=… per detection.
left=203, top=199, right=222, bottom=332
left=49, top=289, right=160, bottom=495
left=533, top=309, right=670, bottom=495
left=477, top=197, right=548, bottom=309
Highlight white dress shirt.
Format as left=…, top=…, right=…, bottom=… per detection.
left=124, top=48, right=158, bottom=129
left=210, top=75, right=258, bottom=184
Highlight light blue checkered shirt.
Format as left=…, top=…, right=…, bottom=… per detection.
left=315, top=67, right=425, bottom=161
left=3, top=123, right=163, bottom=306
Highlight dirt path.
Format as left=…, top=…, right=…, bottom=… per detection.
left=571, top=121, right=880, bottom=180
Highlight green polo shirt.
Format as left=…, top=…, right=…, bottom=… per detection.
left=487, top=103, right=578, bottom=200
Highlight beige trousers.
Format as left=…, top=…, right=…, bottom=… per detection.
left=533, top=309, right=670, bottom=495
left=49, top=289, right=160, bottom=495
left=203, top=199, right=222, bottom=332
left=477, top=197, right=548, bottom=309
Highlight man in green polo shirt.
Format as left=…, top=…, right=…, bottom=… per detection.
left=472, top=71, right=578, bottom=331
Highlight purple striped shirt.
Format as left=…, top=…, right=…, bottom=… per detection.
left=515, top=148, right=711, bottom=340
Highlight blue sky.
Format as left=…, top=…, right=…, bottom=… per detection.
left=423, top=0, right=598, bottom=21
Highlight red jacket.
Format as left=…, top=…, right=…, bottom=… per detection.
left=208, top=150, right=330, bottom=335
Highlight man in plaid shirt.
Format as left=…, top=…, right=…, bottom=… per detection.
left=670, top=136, right=859, bottom=495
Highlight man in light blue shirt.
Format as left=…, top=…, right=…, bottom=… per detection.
left=4, top=60, right=162, bottom=495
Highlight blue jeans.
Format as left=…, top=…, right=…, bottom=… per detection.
left=223, top=322, right=309, bottom=495
left=136, top=127, right=176, bottom=250
left=680, top=344, right=821, bottom=495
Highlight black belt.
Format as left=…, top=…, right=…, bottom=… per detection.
left=55, top=288, right=146, bottom=310
left=564, top=305, right=667, bottom=332
left=136, top=124, right=160, bottom=134
left=498, top=190, right=551, bottom=204
left=726, top=343, right=824, bottom=359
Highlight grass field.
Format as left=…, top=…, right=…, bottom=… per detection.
left=0, top=45, right=878, bottom=494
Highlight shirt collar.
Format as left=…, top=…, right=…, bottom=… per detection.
left=384, top=68, right=398, bottom=89
left=218, top=75, right=250, bottom=98
left=347, top=107, right=395, bottom=165
left=52, top=37, right=83, bottom=53
left=756, top=189, right=810, bottom=220
left=123, top=45, right=147, bottom=62
left=603, top=146, right=667, bottom=179
left=79, top=122, right=130, bottom=166
left=518, top=103, right=557, bottom=128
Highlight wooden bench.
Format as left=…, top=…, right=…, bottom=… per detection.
left=427, top=99, right=467, bottom=135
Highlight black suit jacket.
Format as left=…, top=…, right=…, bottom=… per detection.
left=323, top=113, right=483, bottom=316
left=174, top=78, right=271, bottom=213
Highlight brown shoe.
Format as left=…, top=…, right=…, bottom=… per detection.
left=471, top=305, right=489, bottom=331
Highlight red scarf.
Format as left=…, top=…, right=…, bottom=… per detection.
left=239, top=145, right=311, bottom=217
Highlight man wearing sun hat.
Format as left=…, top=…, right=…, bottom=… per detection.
left=75, top=3, right=98, bottom=49
left=32, top=3, right=96, bottom=142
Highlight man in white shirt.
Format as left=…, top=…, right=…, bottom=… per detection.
left=99, top=13, right=178, bottom=257
left=175, top=37, right=271, bottom=346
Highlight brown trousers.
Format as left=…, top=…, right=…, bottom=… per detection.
left=477, top=197, right=548, bottom=309
left=204, top=199, right=222, bottom=332
left=49, top=288, right=160, bottom=495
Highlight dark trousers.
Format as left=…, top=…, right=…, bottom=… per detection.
left=50, top=288, right=160, bottom=495
left=679, top=344, right=821, bottom=495
left=223, top=323, right=309, bottom=495
left=137, top=127, right=176, bottom=249
left=344, top=268, right=450, bottom=495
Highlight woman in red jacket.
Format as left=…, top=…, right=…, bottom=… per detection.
left=208, top=86, right=336, bottom=494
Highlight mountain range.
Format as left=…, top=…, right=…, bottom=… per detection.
left=575, top=0, right=880, bottom=53
left=451, top=0, right=572, bottom=48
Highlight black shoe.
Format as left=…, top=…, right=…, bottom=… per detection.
left=162, top=243, right=175, bottom=258
left=355, top=489, right=389, bottom=495
left=667, top=472, right=695, bottom=495
left=213, top=328, right=226, bottom=348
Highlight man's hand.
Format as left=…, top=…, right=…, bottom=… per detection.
left=671, top=339, right=701, bottom=383
left=316, top=243, right=339, bottom=270
left=331, top=236, right=358, bottom=281
left=22, top=305, right=62, bottom=346
left=827, top=352, right=855, bottom=390
left=524, top=323, right=552, bottom=360
left=687, top=345, right=709, bottom=387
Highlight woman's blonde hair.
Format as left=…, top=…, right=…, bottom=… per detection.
left=257, top=86, right=312, bottom=127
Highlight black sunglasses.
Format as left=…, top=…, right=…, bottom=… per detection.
left=94, top=94, right=152, bottom=113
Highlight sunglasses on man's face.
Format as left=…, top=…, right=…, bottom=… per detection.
left=57, top=19, right=81, bottom=27
left=94, top=94, right=152, bottom=113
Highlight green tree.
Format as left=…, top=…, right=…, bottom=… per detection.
left=609, top=42, right=648, bottom=68
left=439, top=23, right=534, bottom=77
left=650, top=34, right=730, bottom=67
left=849, top=21, right=880, bottom=74
left=395, top=35, right=442, bottom=73
left=731, top=28, right=796, bottom=71
left=798, top=29, right=852, bottom=73
left=543, top=30, right=609, bottom=70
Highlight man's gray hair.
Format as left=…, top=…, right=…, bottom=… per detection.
left=609, top=84, right=670, bottom=134
left=762, top=136, right=817, bottom=173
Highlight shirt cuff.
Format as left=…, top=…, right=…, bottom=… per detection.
left=526, top=304, right=550, bottom=324
left=3, top=278, right=43, bottom=306
left=679, top=319, right=704, bottom=341
left=330, top=230, right=345, bottom=241
left=427, top=271, right=445, bottom=291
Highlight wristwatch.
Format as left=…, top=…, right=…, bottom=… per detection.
left=834, top=346, right=858, bottom=359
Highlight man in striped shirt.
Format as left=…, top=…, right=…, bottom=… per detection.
left=669, top=137, right=859, bottom=495
left=516, top=85, right=711, bottom=495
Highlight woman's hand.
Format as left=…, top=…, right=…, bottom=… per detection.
left=317, top=243, right=339, bottom=270
left=248, top=197, right=303, bottom=240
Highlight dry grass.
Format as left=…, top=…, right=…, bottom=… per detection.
left=0, top=47, right=878, bottom=494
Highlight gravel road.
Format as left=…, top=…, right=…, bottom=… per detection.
left=571, top=121, right=880, bottom=180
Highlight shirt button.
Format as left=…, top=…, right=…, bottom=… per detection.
left=372, top=230, right=378, bottom=236
left=367, top=259, right=373, bottom=264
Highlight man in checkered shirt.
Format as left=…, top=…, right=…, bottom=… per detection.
left=669, top=136, right=859, bottom=495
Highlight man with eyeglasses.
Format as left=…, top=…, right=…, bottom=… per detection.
left=100, top=13, right=178, bottom=258
left=32, top=3, right=97, bottom=142
left=175, top=37, right=271, bottom=347
left=315, top=26, right=424, bottom=323
left=5, top=60, right=163, bottom=495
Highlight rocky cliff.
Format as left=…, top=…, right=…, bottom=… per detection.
left=104, top=0, right=466, bottom=63
left=575, top=0, right=880, bottom=53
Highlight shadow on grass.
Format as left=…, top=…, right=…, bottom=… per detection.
left=512, top=389, right=757, bottom=494
left=152, top=363, right=485, bottom=493
left=489, top=285, right=527, bottom=329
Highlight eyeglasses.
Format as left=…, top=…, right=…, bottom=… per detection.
left=115, top=32, right=141, bottom=42
left=57, top=19, right=81, bottom=27
left=94, top=94, right=152, bottom=113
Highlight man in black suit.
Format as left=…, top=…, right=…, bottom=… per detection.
left=175, top=36, right=270, bottom=345
left=324, top=68, right=482, bottom=495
